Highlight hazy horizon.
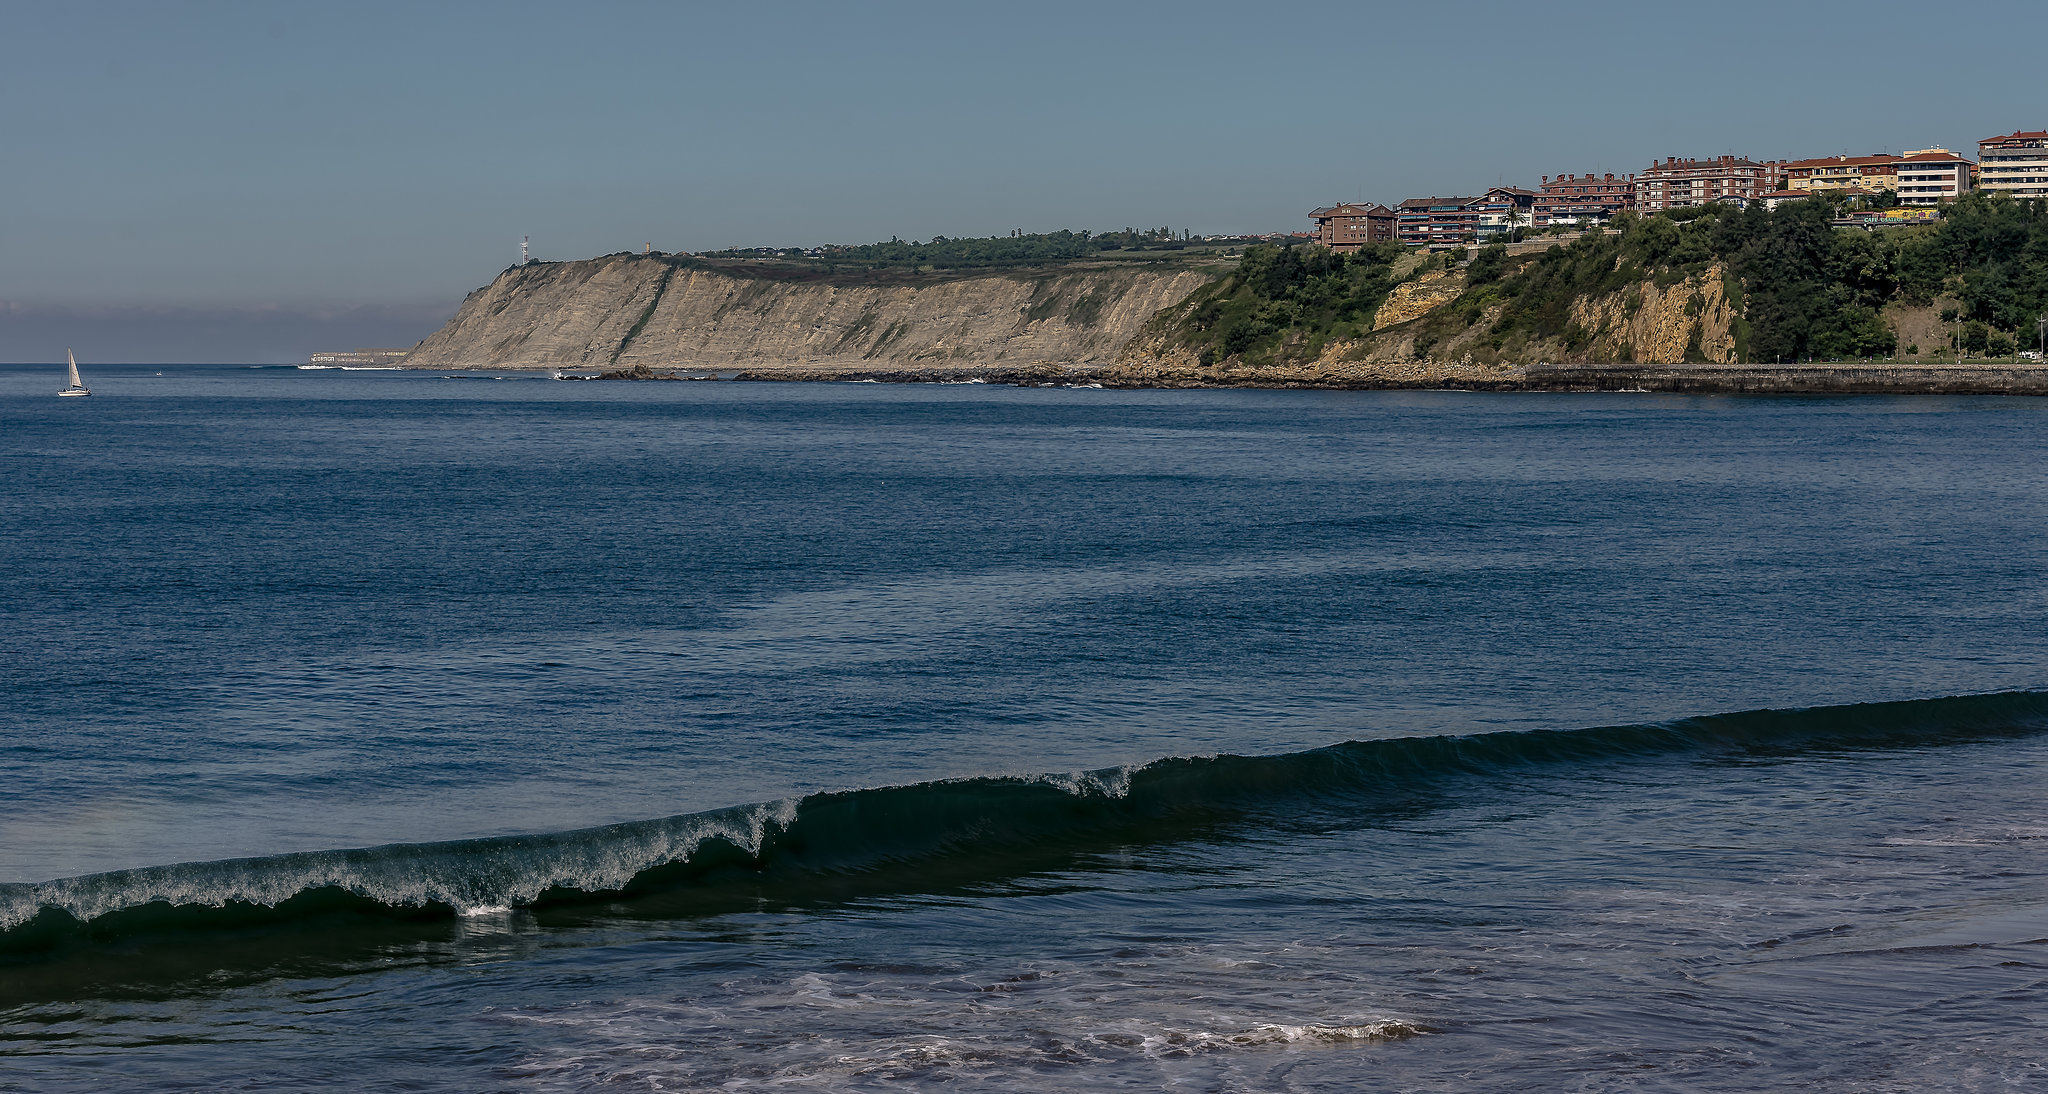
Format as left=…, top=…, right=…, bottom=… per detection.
left=6, top=0, right=2042, bottom=361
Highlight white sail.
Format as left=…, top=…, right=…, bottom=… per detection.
left=58, top=349, right=90, bottom=395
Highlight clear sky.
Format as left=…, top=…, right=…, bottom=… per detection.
left=4, top=0, right=2042, bottom=361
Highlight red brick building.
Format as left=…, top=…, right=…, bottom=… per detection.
left=1395, top=196, right=1482, bottom=249
left=1308, top=203, right=1397, bottom=251
left=1533, top=172, right=1635, bottom=227
left=1634, top=156, right=1784, bottom=212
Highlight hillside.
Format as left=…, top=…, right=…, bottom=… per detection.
left=1123, top=191, right=2048, bottom=383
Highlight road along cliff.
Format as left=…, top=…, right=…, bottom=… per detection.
left=404, top=254, right=1219, bottom=372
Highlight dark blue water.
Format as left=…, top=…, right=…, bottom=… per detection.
left=3, top=364, right=2045, bottom=1090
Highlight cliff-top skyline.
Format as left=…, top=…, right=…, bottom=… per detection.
left=5, top=0, right=2042, bottom=361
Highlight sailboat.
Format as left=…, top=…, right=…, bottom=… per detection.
left=58, top=350, right=91, bottom=397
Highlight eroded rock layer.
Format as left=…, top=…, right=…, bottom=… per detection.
left=406, top=255, right=1216, bottom=371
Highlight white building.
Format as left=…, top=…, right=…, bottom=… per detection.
left=1976, top=131, right=2048, bottom=197
left=1894, top=148, right=1974, bottom=205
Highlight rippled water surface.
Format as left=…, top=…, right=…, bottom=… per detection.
left=2, top=364, right=2045, bottom=1091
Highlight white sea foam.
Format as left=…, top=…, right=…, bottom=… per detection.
left=1, top=797, right=803, bottom=932
left=497, top=1004, right=1426, bottom=1089
left=1037, top=765, right=1138, bottom=800
left=1119, top=1020, right=1426, bottom=1057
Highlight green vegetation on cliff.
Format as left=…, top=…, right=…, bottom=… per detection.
left=701, top=228, right=1194, bottom=270
left=1162, top=242, right=1411, bottom=366
left=1474, top=193, right=2048, bottom=362
left=1166, top=192, right=2048, bottom=367
left=1454, top=199, right=1893, bottom=362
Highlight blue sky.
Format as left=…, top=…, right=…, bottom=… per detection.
left=4, top=0, right=2043, bottom=360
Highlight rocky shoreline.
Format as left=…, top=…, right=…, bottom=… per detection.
left=690, top=361, right=2048, bottom=395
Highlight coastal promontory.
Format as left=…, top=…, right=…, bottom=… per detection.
left=404, top=198, right=2048, bottom=394
left=403, top=252, right=1217, bottom=373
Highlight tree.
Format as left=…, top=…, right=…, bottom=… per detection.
left=1467, top=243, right=1510, bottom=286
left=1962, top=321, right=1990, bottom=356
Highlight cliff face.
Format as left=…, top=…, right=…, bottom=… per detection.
left=1567, top=266, right=1738, bottom=365
left=1371, top=267, right=1466, bottom=331
left=406, top=255, right=1217, bottom=370
left=409, top=256, right=672, bottom=369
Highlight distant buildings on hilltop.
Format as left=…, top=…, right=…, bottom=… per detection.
left=1534, top=174, right=1633, bottom=230
left=1635, top=156, right=1781, bottom=212
left=1307, top=203, right=1396, bottom=249
left=1313, top=128, right=2042, bottom=251
left=1977, top=131, right=2048, bottom=197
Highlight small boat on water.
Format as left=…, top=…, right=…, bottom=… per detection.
left=58, top=350, right=91, bottom=397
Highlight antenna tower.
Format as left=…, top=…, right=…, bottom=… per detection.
left=521, top=236, right=530, bottom=265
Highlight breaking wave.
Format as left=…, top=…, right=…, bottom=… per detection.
left=6, top=691, right=2045, bottom=956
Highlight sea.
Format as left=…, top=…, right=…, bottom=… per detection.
left=2, top=362, right=2045, bottom=1091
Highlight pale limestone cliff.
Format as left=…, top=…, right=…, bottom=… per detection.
left=1567, top=265, right=1738, bottom=364
left=409, top=256, right=672, bottom=369
left=1372, top=268, right=1466, bottom=330
left=407, top=255, right=1216, bottom=371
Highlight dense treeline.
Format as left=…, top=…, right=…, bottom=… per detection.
left=1181, top=192, right=2048, bottom=366
left=702, top=228, right=1187, bottom=269
left=1171, top=241, right=1409, bottom=365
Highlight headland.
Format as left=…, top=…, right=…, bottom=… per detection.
left=402, top=202, right=2048, bottom=395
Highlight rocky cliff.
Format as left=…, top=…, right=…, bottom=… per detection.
left=406, top=254, right=1218, bottom=371
left=1115, top=260, right=1744, bottom=387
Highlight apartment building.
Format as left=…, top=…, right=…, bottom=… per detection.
left=1395, top=196, right=1481, bottom=248
left=1976, top=130, right=2048, bottom=197
left=1782, top=154, right=1902, bottom=192
left=1473, top=187, right=1537, bottom=238
left=1533, top=172, right=1635, bottom=227
left=1392, top=189, right=1536, bottom=249
left=1308, top=203, right=1397, bottom=251
left=1895, top=148, right=1974, bottom=205
left=1634, top=156, right=1783, bottom=211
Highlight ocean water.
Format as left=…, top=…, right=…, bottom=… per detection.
left=2, top=363, right=2046, bottom=1091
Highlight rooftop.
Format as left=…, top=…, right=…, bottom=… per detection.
left=1309, top=203, right=1394, bottom=218
left=1642, top=155, right=1768, bottom=170
left=1782, top=154, right=1902, bottom=170
left=1898, top=150, right=1974, bottom=165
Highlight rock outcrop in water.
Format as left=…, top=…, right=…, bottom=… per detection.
left=405, top=254, right=1219, bottom=371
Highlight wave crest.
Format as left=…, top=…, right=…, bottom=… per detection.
left=6, top=691, right=2045, bottom=954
